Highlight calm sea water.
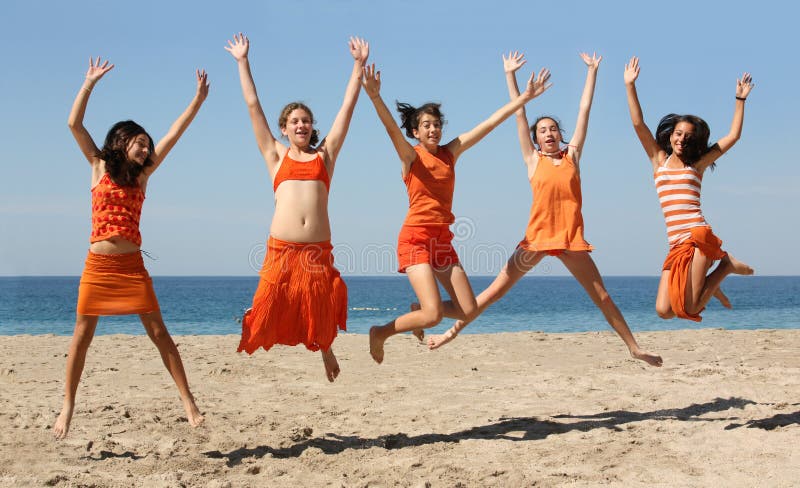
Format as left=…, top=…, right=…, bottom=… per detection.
left=1, top=276, right=798, bottom=336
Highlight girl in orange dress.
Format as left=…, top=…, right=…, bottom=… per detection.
left=428, top=52, right=662, bottom=368
left=54, top=57, right=209, bottom=439
left=361, top=61, right=552, bottom=364
left=226, top=34, right=368, bottom=382
left=624, top=56, right=754, bottom=322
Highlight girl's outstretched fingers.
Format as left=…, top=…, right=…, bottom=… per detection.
left=224, top=33, right=249, bottom=60
left=736, top=72, right=754, bottom=98
left=624, top=56, right=640, bottom=84
left=196, top=69, right=210, bottom=100
left=503, top=51, right=526, bottom=73
left=86, top=56, right=114, bottom=82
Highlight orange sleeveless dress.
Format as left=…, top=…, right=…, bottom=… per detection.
left=518, top=152, right=593, bottom=255
left=77, top=174, right=158, bottom=315
left=396, top=145, right=459, bottom=272
left=238, top=151, right=347, bottom=353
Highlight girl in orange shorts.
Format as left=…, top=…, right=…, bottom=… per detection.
left=427, top=52, right=662, bottom=368
left=624, top=56, right=754, bottom=322
left=361, top=60, right=552, bottom=363
left=226, top=34, right=368, bottom=382
left=54, top=57, right=209, bottom=439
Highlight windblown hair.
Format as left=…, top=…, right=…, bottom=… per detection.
left=655, top=114, right=714, bottom=168
left=279, top=102, right=319, bottom=147
left=530, top=116, right=568, bottom=148
left=97, top=120, right=155, bottom=187
left=396, top=102, right=445, bottom=138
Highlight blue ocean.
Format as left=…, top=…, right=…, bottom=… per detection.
left=1, top=276, right=798, bottom=336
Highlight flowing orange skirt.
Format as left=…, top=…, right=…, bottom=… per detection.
left=238, top=237, right=348, bottom=353
left=76, top=251, right=159, bottom=316
left=662, top=226, right=726, bottom=322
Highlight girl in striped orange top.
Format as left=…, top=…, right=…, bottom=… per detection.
left=624, top=56, right=754, bottom=322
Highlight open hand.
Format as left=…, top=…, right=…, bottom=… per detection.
left=736, top=72, right=754, bottom=99
left=85, top=56, right=114, bottom=82
left=503, top=51, right=526, bottom=74
left=624, top=56, right=640, bottom=85
left=349, top=36, right=369, bottom=64
left=195, top=69, right=210, bottom=102
left=580, top=51, right=602, bottom=70
left=361, top=63, right=381, bottom=98
left=224, top=33, right=249, bottom=61
left=524, top=67, right=552, bottom=99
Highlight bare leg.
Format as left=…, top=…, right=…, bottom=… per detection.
left=559, top=252, right=663, bottom=367
left=53, top=314, right=99, bottom=439
left=714, top=288, right=732, bottom=309
left=139, top=311, right=204, bottom=427
left=432, top=263, right=478, bottom=322
left=685, top=250, right=754, bottom=316
left=321, top=348, right=340, bottom=382
left=428, top=249, right=544, bottom=349
left=409, top=303, right=425, bottom=342
left=655, top=270, right=675, bottom=319
left=370, top=264, right=443, bottom=364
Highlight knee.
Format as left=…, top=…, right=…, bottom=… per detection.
left=417, top=305, right=444, bottom=328
left=461, top=299, right=480, bottom=323
left=145, top=321, right=170, bottom=343
left=655, top=304, right=674, bottom=320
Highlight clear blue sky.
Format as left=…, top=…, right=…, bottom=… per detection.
left=1, top=0, right=797, bottom=276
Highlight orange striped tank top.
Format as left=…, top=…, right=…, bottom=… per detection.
left=90, top=173, right=145, bottom=246
left=654, top=159, right=708, bottom=246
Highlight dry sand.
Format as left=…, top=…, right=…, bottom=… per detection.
left=1, top=329, right=798, bottom=487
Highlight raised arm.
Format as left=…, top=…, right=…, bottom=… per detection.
left=318, top=37, right=369, bottom=174
left=67, top=57, right=114, bottom=165
left=145, top=69, right=209, bottom=175
left=361, top=63, right=417, bottom=176
left=696, top=72, right=754, bottom=172
left=569, top=52, right=601, bottom=164
left=624, top=56, right=662, bottom=171
left=446, top=67, right=551, bottom=161
left=503, top=51, right=536, bottom=160
left=225, top=33, right=283, bottom=171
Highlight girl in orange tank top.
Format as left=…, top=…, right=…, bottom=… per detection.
left=226, top=34, right=369, bottom=383
left=361, top=59, right=552, bottom=364
left=54, top=56, right=209, bottom=440
left=428, top=52, right=663, bottom=368
left=624, top=56, right=755, bottom=322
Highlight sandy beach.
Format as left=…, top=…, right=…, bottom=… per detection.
left=1, top=329, right=798, bottom=487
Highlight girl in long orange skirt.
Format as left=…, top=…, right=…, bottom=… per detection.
left=226, top=34, right=368, bottom=382
left=428, top=52, right=662, bottom=368
left=54, top=57, right=209, bottom=439
left=624, top=56, right=754, bottom=322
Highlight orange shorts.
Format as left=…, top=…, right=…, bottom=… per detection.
left=397, top=224, right=460, bottom=273
left=76, top=251, right=159, bottom=316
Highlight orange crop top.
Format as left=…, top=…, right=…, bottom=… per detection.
left=272, top=151, right=330, bottom=192
left=403, top=145, right=455, bottom=226
left=90, top=173, right=145, bottom=246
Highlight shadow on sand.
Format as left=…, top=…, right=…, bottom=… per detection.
left=203, top=397, right=764, bottom=467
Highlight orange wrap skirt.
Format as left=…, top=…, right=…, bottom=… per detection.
left=238, top=237, right=347, bottom=353
left=76, top=251, right=159, bottom=316
left=662, top=226, right=726, bottom=322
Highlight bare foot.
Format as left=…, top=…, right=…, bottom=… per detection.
left=723, top=255, right=754, bottom=276
left=182, top=395, right=204, bottom=427
left=631, top=348, right=663, bottom=367
left=369, top=326, right=385, bottom=364
left=321, top=348, right=340, bottom=382
left=52, top=405, right=73, bottom=440
left=714, top=288, right=732, bottom=309
left=409, top=303, right=424, bottom=342
left=427, top=333, right=455, bottom=350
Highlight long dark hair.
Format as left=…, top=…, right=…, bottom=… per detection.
left=278, top=102, right=319, bottom=146
left=97, top=120, right=155, bottom=187
left=396, top=102, right=445, bottom=138
left=655, top=114, right=714, bottom=168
